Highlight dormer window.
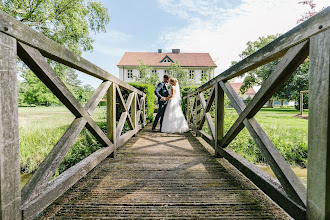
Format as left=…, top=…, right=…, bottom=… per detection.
left=160, top=55, right=173, bottom=63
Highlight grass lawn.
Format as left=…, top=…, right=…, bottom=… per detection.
left=204, top=107, right=308, bottom=167
left=19, top=106, right=106, bottom=174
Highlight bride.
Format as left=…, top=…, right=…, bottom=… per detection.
left=161, top=78, right=189, bottom=133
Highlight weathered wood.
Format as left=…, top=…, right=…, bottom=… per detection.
left=17, top=42, right=112, bottom=147
left=0, top=32, right=21, bottom=220
left=215, top=82, right=224, bottom=158
left=132, top=93, right=137, bottom=132
left=220, top=81, right=307, bottom=207
left=187, top=6, right=330, bottom=97
left=217, top=147, right=306, bottom=220
left=85, top=81, right=111, bottom=115
left=197, top=130, right=215, bottom=147
left=142, top=95, right=146, bottom=126
left=116, top=85, right=134, bottom=130
left=116, top=112, right=128, bottom=138
left=198, top=93, right=215, bottom=139
left=307, top=28, right=330, bottom=220
left=219, top=41, right=310, bottom=148
left=22, top=81, right=111, bottom=205
left=0, top=10, right=144, bottom=96
left=107, top=83, right=116, bottom=158
left=197, top=87, right=215, bottom=130
left=22, top=145, right=114, bottom=220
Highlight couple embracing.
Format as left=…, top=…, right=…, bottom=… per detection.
left=152, top=74, right=189, bottom=133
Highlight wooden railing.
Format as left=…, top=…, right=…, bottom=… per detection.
left=185, top=7, right=330, bottom=220
left=0, top=10, right=146, bottom=220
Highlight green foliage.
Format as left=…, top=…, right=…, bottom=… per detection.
left=181, top=86, right=198, bottom=116
left=236, top=34, right=309, bottom=107
left=135, top=59, right=160, bottom=88
left=203, top=107, right=308, bottom=167
left=200, top=67, right=213, bottom=84
left=168, top=61, right=195, bottom=89
left=1, top=0, right=108, bottom=105
left=129, top=82, right=155, bottom=121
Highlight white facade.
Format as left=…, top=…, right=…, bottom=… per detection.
left=119, top=67, right=215, bottom=86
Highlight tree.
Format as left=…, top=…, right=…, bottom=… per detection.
left=168, top=61, right=195, bottom=89
left=135, top=59, right=160, bottom=88
left=0, top=0, right=109, bottom=105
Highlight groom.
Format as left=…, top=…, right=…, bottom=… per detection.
left=152, top=74, right=170, bottom=132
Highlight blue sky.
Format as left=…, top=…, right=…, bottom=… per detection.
left=80, top=0, right=329, bottom=89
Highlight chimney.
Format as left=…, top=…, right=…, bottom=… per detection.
left=158, top=49, right=162, bottom=53
left=172, top=49, right=180, bottom=54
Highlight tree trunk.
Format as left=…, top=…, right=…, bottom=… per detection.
left=266, top=99, right=274, bottom=108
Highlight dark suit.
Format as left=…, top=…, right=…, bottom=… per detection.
left=153, top=81, right=169, bottom=130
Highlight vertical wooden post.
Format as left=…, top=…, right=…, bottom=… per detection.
left=307, top=29, right=330, bottom=220
left=215, top=82, right=224, bottom=158
left=195, top=95, right=201, bottom=136
left=0, top=33, right=21, bottom=219
left=300, top=92, right=303, bottom=115
left=142, top=94, right=146, bottom=127
left=132, top=92, right=137, bottom=133
left=186, top=97, right=190, bottom=121
left=107, top=82, right=116, bottom=158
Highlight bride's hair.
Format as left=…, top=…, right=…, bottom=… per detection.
left=170, top=78, right=178, bottom=85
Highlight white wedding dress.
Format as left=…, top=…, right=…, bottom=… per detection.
left=161, top=83, right=189, bottom=133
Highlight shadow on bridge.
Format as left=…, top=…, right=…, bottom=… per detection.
left=38, top=124, right=288, bottom=219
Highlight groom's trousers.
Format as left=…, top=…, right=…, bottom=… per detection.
left=153, top=102, right=167, bottom=130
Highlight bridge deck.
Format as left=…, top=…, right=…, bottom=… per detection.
left=39, top=125, right=288, bottom=219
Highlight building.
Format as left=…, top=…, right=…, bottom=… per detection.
left=230, top=83, right=256, bottom=100
left=117, top=49, right=217, bottom=85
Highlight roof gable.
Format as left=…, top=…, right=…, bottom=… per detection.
left=160, top=55, right=174, bottom=63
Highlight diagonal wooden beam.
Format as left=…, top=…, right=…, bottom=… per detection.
left=219, top=41, right=309, bottom=148
left=197, top=87, right=215, bottom=130
left=198, top=93, right=215, bottom=139
left=21, top=80, right=111, bottom=205
left=17, top=42, right=112, bottom=148
left=219, top=80, right=307, bottom=207
left=116, top=85, right=134, bottom=129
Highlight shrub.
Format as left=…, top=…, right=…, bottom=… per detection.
left=129, top=82, right=155, bottom=122
left=181, top=86, right=198, bottom=116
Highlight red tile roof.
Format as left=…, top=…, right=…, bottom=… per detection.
left=230, top=83, right=256, bottom=95
left=117, top=52, right=217, bottom=67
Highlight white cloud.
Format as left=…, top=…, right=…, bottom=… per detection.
left=158, top=0, right=329, bottom=77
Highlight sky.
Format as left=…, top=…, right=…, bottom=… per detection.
left=80, top=0, right=330, bottom=89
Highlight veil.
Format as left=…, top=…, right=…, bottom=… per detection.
left=174, top=81, right=181, bottom=102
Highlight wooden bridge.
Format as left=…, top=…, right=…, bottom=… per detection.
left=0, top=6, right=330, bottom=220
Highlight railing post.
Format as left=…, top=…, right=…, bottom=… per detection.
left=142, top=94, right=146, bottom=127
left=196, top=94, right=202, bottom=136
left=186, top=97, right=190, bottom=121
left=0, top=32, right=21, bottom=219
left=107, top=82, right=116, bottom=158
left=300, top=91, right=303, bottom=115
left=215, top=82, right=224, bottom=158
left=132, top=92, right=137, bottom=134
left=307, top=28, right=330, bottom=220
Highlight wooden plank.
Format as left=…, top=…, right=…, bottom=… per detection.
left=116, top=112, right=128, bottom=138
left=220, top=41, right=309, bottom=148
left=0, top=32, right=21, bottom=220
left=0, top=10, right=144, bottom=96
left=197, top=130, right=215, bottom=147
left=187, top=6, right=330, bottom=96
left=107, top=83, right=116, bottom=158
left=22, top=81, right=111, bottom=205
left=132, top=93, right=137, bottom=131
left=116, top=86, right=134, bottom=129
left=198, top=93, right=215, bottom=139
left=21, top=145, right=114, bottom=220
left=85, top=81, right=111, bottom=115
left=215, top=82, right=224, bottom=158
left=220, top=81, right=307, bottom=207
left=307, top=28, right=330, bottom=220
left=197, top=88, right=215, bottom=130
left=17, top=42, right=112, bottom=147
left=142, top=95, right=146, bottom=126
left=217, top=147, right=306, bottom=220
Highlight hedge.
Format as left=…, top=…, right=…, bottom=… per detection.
left=129, top=82, right=155, bottom=122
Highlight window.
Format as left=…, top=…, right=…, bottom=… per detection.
left=189, top=70, right=195, bottom=79
left=163, top=58, right=171, bottom=63
left=139, top=71, right=142, bottom=78
left=152, top=70, right=157, bottom=74
left=164, top=70, right=169, bottom=75
left=127, top=69, right=133, bottom=78
left=201, top=70, right=205, bottom=79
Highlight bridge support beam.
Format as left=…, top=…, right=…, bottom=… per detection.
left=215, top=82, right=224, bottom=158
left=308, top=28, right=330, bottom=220
left=0, top=32, right=21, bottom=219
